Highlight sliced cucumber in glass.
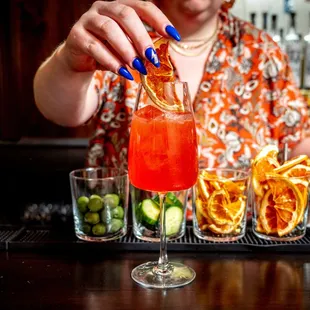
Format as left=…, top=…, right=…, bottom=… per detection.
left=165, top=206, right=183, bottom=236
left=141, top=199, right=160, bottom=226
left=165, top=192, right=183, bottom=208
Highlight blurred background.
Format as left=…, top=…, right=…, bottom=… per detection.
left=1, top=0, right=310, bottom=225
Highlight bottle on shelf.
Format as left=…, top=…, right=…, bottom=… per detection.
left=271, top=15, right=281, bottom=43
left=250, top=13, right=256, bottom=26
left=285, top=12, right=302, bottom=88
left=262, top=12, right=268, bottom=32
left=303, top=13, right=310, bottom=89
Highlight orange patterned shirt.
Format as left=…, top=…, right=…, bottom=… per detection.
left=86, top=9, right=309, bottom=169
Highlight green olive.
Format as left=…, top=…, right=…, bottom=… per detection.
left=77, top=196, right=89, bottom=213
left=88, top=195, right=103, bottom=212
left=108, top=219, right=124, bottom=233
left=103, top=194, right=120, bottom=208
left=84, top=212, right=100, bottom=225
left=112, top=206, right=124, bottom=219
left=92, top=223, right=106, bottom=236
left=82, top=223, right=91, bottom=234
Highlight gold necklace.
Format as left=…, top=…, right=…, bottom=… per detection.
left=169, top=19, right=219, bottom=57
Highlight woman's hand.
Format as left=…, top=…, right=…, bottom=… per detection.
left=62, top=0, right=181, bottom=80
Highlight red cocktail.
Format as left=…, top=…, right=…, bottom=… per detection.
left=129, top=105, right=198, bottom=192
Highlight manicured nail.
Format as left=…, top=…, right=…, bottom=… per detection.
left=165, top=25, right=181, bottom=41
left=132, top=57, right=147, bottom=75
left=118, top=67, right=134, bottom=81
left=145, top=47, right=160, bottom=68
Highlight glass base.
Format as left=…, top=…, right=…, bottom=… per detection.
left=195, top=232, right=245, bottom=242
left=131, top=261, right=195, bottom=289
left=76, top=228, right=126, bottom=242
left=133, top=230, right=185, bottom=243
left=253, top=230, right=305, bottom=242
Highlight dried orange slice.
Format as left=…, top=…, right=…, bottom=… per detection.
left=197, top=176, right=211, bottom=201
left=259, top=176, right=304, bottom=236
left=290, top=178, right=309, bottom=224
left=141, top=37, right=183, bottom=112
left=208, top=223, right=235, bottom=234
left=274, top=155, right=309, bottom=174
left=255, top=217, right=265, bottom=233
left=281, top=164, right=310, bottom=177
left=252, top=145, right=280, bottom=197
left=207, top=189, right=236, bottom=226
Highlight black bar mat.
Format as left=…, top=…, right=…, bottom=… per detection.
left=2, top=226, right=310, bottom=252
left=0, top=226, right=25, bottom=250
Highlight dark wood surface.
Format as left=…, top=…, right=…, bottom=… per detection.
left=1, top=250, right=310, bottom=310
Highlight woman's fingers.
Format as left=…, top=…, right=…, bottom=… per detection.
left=83, top=14, right=147, bottom=75
left=64, top=0, right=182, bottom=79
left=117, top=0, right=181, bottom=41
left=66, top=26, right=134, bottom=80
left=94, top=1, right=159, bottom=67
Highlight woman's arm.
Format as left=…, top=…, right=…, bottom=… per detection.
left=33, top=0, right=178, bottom=127
left=34, top=43, right=98, bottom=127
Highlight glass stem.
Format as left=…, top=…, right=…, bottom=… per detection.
left=157, top=193, right=169, bottom=273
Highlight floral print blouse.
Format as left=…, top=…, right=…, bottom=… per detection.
left=86, top=9, right=309, bottom=170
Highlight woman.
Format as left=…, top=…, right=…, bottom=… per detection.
left=33, top=0, right=310, bottom=169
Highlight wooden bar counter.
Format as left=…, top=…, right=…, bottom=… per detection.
left=1, top=250, right=310, bottom=309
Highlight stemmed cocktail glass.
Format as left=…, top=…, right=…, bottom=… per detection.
left=128, top=81, right=198, bottom=288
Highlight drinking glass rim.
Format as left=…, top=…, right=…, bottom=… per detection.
left=199, top=167, right=250, bottom=181
left=69, top=167, right=128, bottom=181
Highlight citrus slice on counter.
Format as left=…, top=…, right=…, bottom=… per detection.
left=141, top=37, right=183, bottom=112
left=259, top=176, right=304, bottom=236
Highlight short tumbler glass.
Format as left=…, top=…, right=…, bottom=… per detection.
left=131, top=185, right=188, bottom=242
left=70, top=167, right=129, bottom=242
left=193, top=168, right=249, bottom=242
left=252, top=173, right=309, bottom=241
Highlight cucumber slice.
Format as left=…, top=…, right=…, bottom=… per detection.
left=165, top=206, right=183, bottom=236
left=165, top=193, right=183, bottom=208
left=141, top=199, right=160, bottom=226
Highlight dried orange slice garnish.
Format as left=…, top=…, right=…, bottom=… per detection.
left=252, top=145, right=280, bottom=197
left=208, top=223, right=235, bottom=234
left=274, top=155, right=309, bottom=174
left=207, top=189, right=233, bottom=226
left=281, top=164, right=310, bottom=177
left=259, top=176, right=304, bottom=237
left=196, top=170, right=248, bottom=235
left=141, top=37, right=183, bottom=112
left=290, top=178, right=309, bottom=224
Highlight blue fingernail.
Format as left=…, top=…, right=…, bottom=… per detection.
left=165, top=25, right=181, bottom=41
left=145, top=47, right=160, bottom=68
left=132, top=57, right=147, bottom=75
left=118, top=67, right=134, bottom=81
